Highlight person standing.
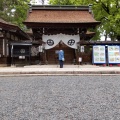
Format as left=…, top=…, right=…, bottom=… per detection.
left=58, top=49, right=64, bottom=68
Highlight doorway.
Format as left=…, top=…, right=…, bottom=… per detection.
left=46, top=43, right=75, bottom=64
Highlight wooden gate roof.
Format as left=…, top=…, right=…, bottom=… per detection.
left=24, top=5, right=100, bottom=28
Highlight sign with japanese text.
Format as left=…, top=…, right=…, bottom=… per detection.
left=93, top=45, right=106, bottom=64
left=107, top=46, right=120, bottom=64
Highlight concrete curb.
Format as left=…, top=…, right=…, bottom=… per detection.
left=0, top=65, right=120, bottom=76
left=0, top=70, right=120, bottom=76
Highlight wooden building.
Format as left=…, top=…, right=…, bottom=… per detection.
left=0, top=19, right=30, bottom=66
left=23, top=5, right=100, bottom=64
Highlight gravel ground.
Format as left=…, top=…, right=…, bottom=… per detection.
left=0, top=75, right=120, bottom=120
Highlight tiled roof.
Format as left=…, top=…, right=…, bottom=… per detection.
left=0, top=18, right=20, bottom=30
left=0, top=18, right=18, bottom=26
left=25, top=10, right=98, bottom=23
left=0, top=18, right=7, bottom=24
left=80, top=41, right=120, bottom=45
left=0, top=18, right=30, bottom=40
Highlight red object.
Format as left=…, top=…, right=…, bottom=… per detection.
left=103, top=64, right=106, bottom=66
left=117, top=64, right=120, bottom=66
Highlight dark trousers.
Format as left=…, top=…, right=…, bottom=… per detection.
left=59, top=60, right=63, bottom=68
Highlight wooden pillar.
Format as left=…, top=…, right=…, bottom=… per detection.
left=0, top=35, right=4, bottom=56
left=0, top=34, right=8, bottom=66
left=42, top=50, right=47, bottom=64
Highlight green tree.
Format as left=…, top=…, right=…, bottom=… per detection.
left=49, top=0, right=120, bottom=41
left=92, top=0, right=120, bottom=41
left=0, top=0, right=30, bottom=29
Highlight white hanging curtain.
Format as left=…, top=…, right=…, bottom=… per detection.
left=42, top=35, right=60, bottom=49
left=62, top=34, right=80, bottom=49
left=42, top=34, right=80, bottom=49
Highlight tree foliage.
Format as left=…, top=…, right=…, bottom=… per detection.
left=0, top=0, right=30, bottom=29
left=49, top=0, right=120, bottom=41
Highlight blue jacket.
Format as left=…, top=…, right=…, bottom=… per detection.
left=58, top=50, right=64, bottom=60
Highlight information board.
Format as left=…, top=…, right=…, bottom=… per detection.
left=107, top=45, right=120, bottom=64
left=13, top=46, right=30, bottom=56
left=93, top=45, right=106, bottom=64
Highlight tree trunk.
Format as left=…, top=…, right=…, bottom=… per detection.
left=104, top=33, right=107, bottom=41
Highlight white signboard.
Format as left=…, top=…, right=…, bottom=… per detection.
left=108, top=46, right=120, bottom=64
left=80, top=46, right=84, bottom=52
left=39, top=46, right=43, bottom=52
left=78, top=57, right=82, bottom=62
left=93, top=45, right=106, bottom=64
left=19, top=56, right=25, bottom=59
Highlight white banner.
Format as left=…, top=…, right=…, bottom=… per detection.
left=42, top=34, right=80, bottom=49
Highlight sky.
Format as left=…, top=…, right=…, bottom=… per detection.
left=30, top=0, right=49, bottom=5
